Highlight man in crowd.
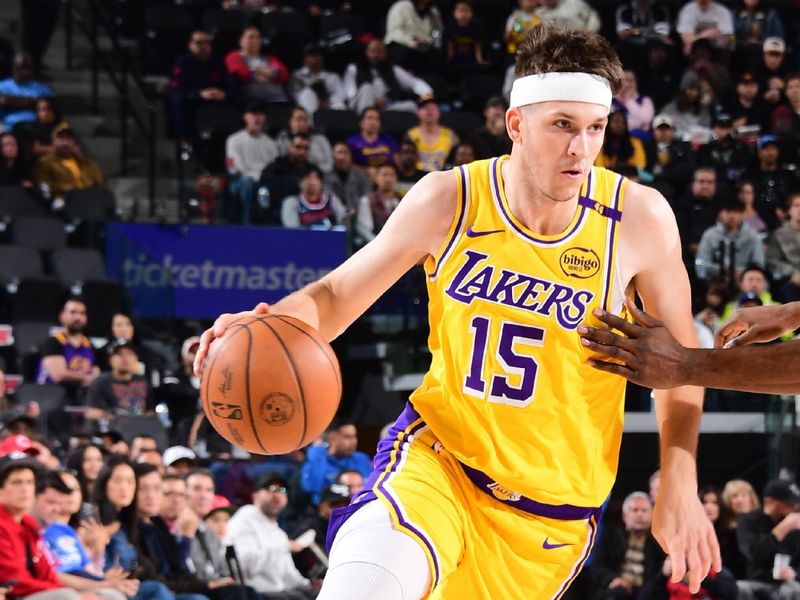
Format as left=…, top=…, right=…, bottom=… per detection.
left=158, top=336, right=201, bottom=445
left=225, top=473, right=318, bottom=599
left=736, top=479, right=800, bottom=599
left=0, top=53, right=53, bottom=129
left=225, top=101, right=279, bottom=225
left=645, top=114, right=697, bottom=200
left=355, top=163, right=401, bottom=247
left=676, top=0, right=734, bottom=55
left=768, top=193, right=800, bottom=301
left=405, top=98, right=459, bottom=173
left=85, top=342, right=153, bottom=421
left=746, top=135, right=798, bottom=231
left=290, top=45, right=346, bottom=115
left=591, top=491, right=665, bottom=599
left=300, top=419, right=372, bottom=506
left=37, top=297, right=99, bottom=402
left=695, top=199, right=765, bottom=282
left=394, top=137, right=426, bottom=198
left=129, top=435, right=159, bottom=462
left=323, top=142, right=372, bottom=213
left=280, top=165, right=347, bottom=230
left=163, top=446, right=197, bottom=476
left=698, top=113, right=752, bottom=184
left=677, top=166, right=721, bottom=257
left=467, top=96, right=512, bottom=160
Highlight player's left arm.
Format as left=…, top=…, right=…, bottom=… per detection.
left=622, top=182, right=721, bottom=592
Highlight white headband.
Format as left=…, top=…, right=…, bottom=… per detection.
left=509, top=72, right=612, bottom=110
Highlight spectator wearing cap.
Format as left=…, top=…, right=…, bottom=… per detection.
left=343, top=39, right=433, bottom=115
left=698, top=112, right=752, bottom=183
left=280, top=165, right=347, bottom=230
left=203, top=496, right=235, bottom=543
left=323, top=142, right=372, bottom=213
left=85, top=342, right=153, bottom=423
left=406, top=98, right=459, bottom=173
left=746, top=135, right=799, bottom=231
left=1, top=406, right=38, bottom=440
left=695, top=198, right=765, bottom=281
left=0, top=53, right=53, bottom=129
left=611, top=69, right=655, bottom=136
left=290, top=45, right=346, bottom=115
left=300, top=419, right=371, bottom=507
left=97, top=313, right=158, bottom=384
left=158, top=337, right=201, bottom=446
left=225, top=26, right=289, bottom=104
left=37, top=297, right=99, bottom=404
left=33, top=127, right=105, bottom=211
left=768, top=192, right=800, bottom=301
left=737, top=479, right=800, bottom=599
left=275, top=106, right=333, bottom=174
left=163, top=446, right=196, bottom=476
left=224, top=101, right=278, bottom=225
left=757, top=38, right=791, bottom=101
left=224, top=473, right=317, bottom=599
left=345, top=107, right=400, bottom=171
left=676, top=0, right=734, bottom=56
left=394, top=137, right=427, bottom=198
left=0, top=434, right=40, bottom=461
left=644, top=114, right=697, bottom=198
left=660, top=72, right=712, bottom=141
left=727, top=71, right=768, bottom=132
left=466, top=96, right=511, bottom=161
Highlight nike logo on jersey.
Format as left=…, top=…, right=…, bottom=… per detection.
left=542, top=537, right=572, bottom=550
left=465, top=225, right=504, bottom=238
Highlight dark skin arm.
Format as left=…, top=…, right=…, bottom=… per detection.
left=578, top=299, right=800, bottom=394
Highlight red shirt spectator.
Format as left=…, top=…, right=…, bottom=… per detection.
left=224, top=27, right=289, bottom=86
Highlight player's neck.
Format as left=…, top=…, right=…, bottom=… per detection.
left=502, top=156, right=580, bottom=236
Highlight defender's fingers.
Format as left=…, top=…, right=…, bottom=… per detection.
left=592, top=308, right=644, bottom=338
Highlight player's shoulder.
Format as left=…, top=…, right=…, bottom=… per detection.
left=622, top=177, right=676, bottom=228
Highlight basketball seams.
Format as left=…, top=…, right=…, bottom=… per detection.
left=271, top=315, right=342, bottom=401
left=255, top=318, right=309, bottom=450
left=242, top=324, right=271, bottom=454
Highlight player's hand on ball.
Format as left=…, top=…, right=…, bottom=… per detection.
left=652, top=481, right=721, bottom=594
left=715, top=304, right=796, bottom=348
left=194, top=302, right=270, bottom=375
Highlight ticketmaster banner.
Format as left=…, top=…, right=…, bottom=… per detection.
left=105, top=223, right=347, bottom=318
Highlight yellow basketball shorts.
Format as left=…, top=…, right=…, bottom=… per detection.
left=327, top=403, right=602, bottom=600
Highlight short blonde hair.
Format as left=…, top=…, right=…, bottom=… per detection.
left=722, top=479, right=761, bottom=515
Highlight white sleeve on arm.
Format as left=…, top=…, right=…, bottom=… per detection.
left=343, top=64, right=359, bottom=106
left=393, top=66, right=432, bottom=98
left=676, top=5, right=696, bottom=34
left=225, top=132, right=243, bottom=175
left=718, top=6, right=734, bottom=35
left=384, top=2, right=417, bottom=46
left=355, top=195, right=376, bottom=243
left=281, top=196, right=301, bottom=228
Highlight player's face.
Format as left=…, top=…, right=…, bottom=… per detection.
left=513, top=101, right=607, bottom=203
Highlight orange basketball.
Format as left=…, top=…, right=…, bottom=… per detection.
left=201, top=315, right=341, bottom=455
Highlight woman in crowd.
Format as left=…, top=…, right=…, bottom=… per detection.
left=611, top=69, right=655, bottom=138
left=737, top=180, right=767, bottom=234
left=225, top=26, right=289, bottom=103
left=594, top=111, right=647, bottom=170
left=701, top=485, right=746, bottom=579
left=660, top=72, right=712, bottom=141
left=97, top=312, right=158, bottom=380
left=31, top=97, right=70, bottom=157
left=0, top=132, right=33, bottom=187
left=67, top=444, right=106, bottom=501
left=275, top=106, right=333, bottom=173
left=722, top=479, right=761, bottom=522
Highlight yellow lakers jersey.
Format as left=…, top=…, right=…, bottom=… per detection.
left=408, top=126, right=458, bottom=173
left=410, top=156, right=629, bottom=508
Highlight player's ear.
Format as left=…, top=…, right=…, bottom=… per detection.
left=506, top=107, right=522, bottom=143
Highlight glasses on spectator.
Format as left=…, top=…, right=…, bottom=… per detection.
left=265, top=484, right=287, bottom=494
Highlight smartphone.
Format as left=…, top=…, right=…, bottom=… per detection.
left=78, top=502, right=99, bottom=522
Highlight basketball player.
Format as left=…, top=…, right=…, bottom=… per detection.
left=580, top=299, right=800, bottom=393
left=196, top=26, right=720, bottom=599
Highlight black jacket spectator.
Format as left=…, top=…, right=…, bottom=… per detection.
left=591, top=524, right=665, bottom=599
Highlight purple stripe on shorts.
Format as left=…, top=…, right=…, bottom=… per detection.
left=552, top=514, right=599, bottom=600
left=459, top=461, right=602, bottom=521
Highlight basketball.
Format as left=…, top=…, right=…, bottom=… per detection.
left=201, top=315, right=341, bottom=455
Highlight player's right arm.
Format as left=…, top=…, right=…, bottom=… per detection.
left=194, top=170, right=457, bottom=374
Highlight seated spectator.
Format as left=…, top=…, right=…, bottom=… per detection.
left=737, top=479, right=800, bottom=600
left=677, top=0, right=734, bottom=56
left=406, top=98, right=458, bottom=173
left=54, top=470, right=108, bottom=576
left=660, top=72, right=712, bottom=142
left=504, top=0, right=541, bottom=57
left=684, top=38, right=733, bottom=105
left=591, top=491, right=665, bottom=599
left=785, top=73, right=800, bottom=138
left=224, top=101, right=278, bottom=225
left=395, top=137, right=427, bottom=198
left=701, top=485, right=747, bottom=579
left=614, top=0, right=672, bottom=70
left=66, top=444, right=105, bottom=501
left=719, top=266, right=779, bottom=326
left=595, top=111, right=647, bottom=171
left=36, top=297, right=99, bottom=402
left=335, top=469, right=365, bottom=498
left=323, top=142, right=372, bottom=212
left=355, top=163, right=401, bottom=246
left=86, top=342, right=153, bottom=421
left=612, top=69, right=655, bottom=137
left=34, top=127, right=105, bottom=211
left=225, top=26, right=288, bottom=104
left=467, top=96, right=511, bottom=161
left=281, top=165, right=346, bottom=230
left=0, top=53, right=53, bottom=129
left=224, top=473, right=317, bottom=599
left=383, top=0, right=443, bottom=73
left=723, top=478, right=762, bottom=521
left=185, top=471, right=227, bottom=575
left=300, top=419, right=372, bottom=506
left=170, top=31, right=232, bottom=140
left=34, top=470, right=134, bottom=600
left=770, top=105, right=800, bottom=171
left=96, top=313, right=158, bottom=384
left=637, top=38, right=681, bottom=111
left=734, top=0, right=784, bottom=71
left=343, top=39, right=433, bottom=115
left=447, top=140, right=476, bottom=167
left=346, top=107, right=399, bottom=170
left=737, top=179, right=767, bottom=234
left=162, top=447, right=197, bottom=477
left=158, top=337, right=200, bottom=447
left=727, top=71, right=768, bottom=132
left=698, top=112, right=752, bottom=184
left=444, top=0, right=489, bottom=79
left=290, top=45, right=346, bottom=115
left=768, top=192, right=800, bottom=300
left=535, top=0, right=601, bottom=32
left=695, top=199, right=765, bottom=281
left=262, top=132, right=317, bottom=195
left=676, top=166, right=721, bottom=255
left=129, top=435, right=160, bottom=463
left=203, top=496, right=234, bottom=543
left=644, top=114, right=697, bottom=197
left=0, top=132, right=33, bottom=187
left=745, top=135, right=799, bottom=230
left=30, top=97, right=69, bottom=158
left=136, top=450, right=164, bottom=474
left=275, top=106, right=333, bottom=173
left=757, top=38, right=791, bottom=107
left=0, top=455, right=88, bottom=600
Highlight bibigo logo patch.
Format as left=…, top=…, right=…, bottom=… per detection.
left=559, top=247, right=601, bottom=279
